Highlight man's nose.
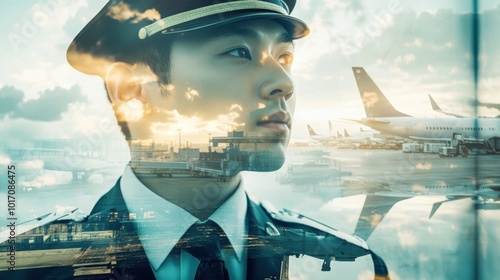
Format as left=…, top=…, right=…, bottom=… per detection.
left=257, top=54, right=294, bottom=100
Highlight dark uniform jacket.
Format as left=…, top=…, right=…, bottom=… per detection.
left=1, top=179, right=389, bottom=280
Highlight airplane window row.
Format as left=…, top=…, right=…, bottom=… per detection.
left=425, top=127, right=495, bottom=131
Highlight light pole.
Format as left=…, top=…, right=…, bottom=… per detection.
left=177, top=129, right=181, bottom=156
left=208, top=133, right=212, bottom=153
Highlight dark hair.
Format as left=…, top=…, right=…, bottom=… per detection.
left=109, top=36, right=174, bottom=140
left=136, top=36, right=174, bottom=85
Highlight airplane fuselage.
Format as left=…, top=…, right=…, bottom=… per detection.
left=310, top=135, right=336, bottom=142
left=361, top=117, right=500, bottom=141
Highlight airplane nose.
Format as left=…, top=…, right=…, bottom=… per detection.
left=314, top=234, right=371, bottom=261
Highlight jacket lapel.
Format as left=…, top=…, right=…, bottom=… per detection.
left=246, top=197, right=285, bottom=279
left=86, top=178, right=155, bottom=278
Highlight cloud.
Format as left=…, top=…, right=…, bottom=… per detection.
left=397, top=230, right=418, bottom=247
left=0, top=86, right=24, bottom=116
left=106, top=2, right=161, bottom=23
left=21, top=171, right=64, bottom=188
left=288, top=3, right=489, bottom=120
left=0, top=84, right=86, bottom=121
left=0, top=154, right=11, bottom=165
left=148, top=109, right=242, bottom=139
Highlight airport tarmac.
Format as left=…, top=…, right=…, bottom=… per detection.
left=244, top=147, right=499, bottom=279
left=326, top=148, right=495, bottom=186
left=1, top=147, right=498, bottom=279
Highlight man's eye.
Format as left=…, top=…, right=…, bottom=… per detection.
left=225, top=48, right=252, bottom=59
left=278, top=53, right=294, bottom=65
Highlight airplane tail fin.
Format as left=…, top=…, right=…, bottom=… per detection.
left=344, top=129, right=350, bottom=138
left=352, top=67, right=410, bottom=118
left=428, top=94, right=442, bottom=111
left=354, top=194, right=409, bottom=240
left=307, top=125, right=318, bottom=136
left=429, top=94, right=465, bottom=118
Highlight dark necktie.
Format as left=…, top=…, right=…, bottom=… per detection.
left=183, top=220, right=230, bottom=280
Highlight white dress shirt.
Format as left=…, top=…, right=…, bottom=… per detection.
left=120, top=166, right=248, bottom=279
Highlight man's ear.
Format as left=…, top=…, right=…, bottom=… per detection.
left=104, top=62, right=143, bottom=104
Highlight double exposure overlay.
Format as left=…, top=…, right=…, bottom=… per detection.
left=0, top=1, right=499, bottom=279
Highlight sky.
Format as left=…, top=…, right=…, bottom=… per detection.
left=0, top=0, right=499, bottom=145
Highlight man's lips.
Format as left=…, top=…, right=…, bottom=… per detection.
left=257, top=122, right=289, bottom=131
left=256, top=111, right=291, bottom=131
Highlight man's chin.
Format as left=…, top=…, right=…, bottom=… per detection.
left=224, top=139, right=288, bottom=172
left=245, top=149, right=285, bottom=172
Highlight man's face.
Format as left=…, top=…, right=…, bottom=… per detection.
left=136, top=19, right=296, bottom=171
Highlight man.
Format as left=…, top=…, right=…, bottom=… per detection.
left=1, top=1, right=389, bottom=279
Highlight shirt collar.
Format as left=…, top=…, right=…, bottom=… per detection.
left=120, top=165, right=247, bottom=271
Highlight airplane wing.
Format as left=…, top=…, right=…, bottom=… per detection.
left=340, top=118, right=364, bottom=124
left=363, top=118, right=390, bottom=125
left=431, top=186, right=500, bottom=215
left=42, top=158, right=121, bottom=181
left=43, top=158, right=115, bottom=173
left=353, top=194, right=410, bottom=240
left=342, top=177, right=411, bottom=217
left=429, top=94, right=466, bottom=118
left=343, top=178, right=500, bottom=239
left=0, top=213, right=55, bottom=243
left=0, top=208, right=84, bottom=243
left=341, top=118, right=390, bottom=126
left=429, top=195, right=475, bottom=218
left=476, top=184, right=500, bottom=201
left=353, top=191, right=474, bottom=240
left=477, top=101, right=500, bottom=112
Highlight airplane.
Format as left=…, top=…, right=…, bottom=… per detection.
left=307, top=121, right=339, bottom=144
left=428, top=94, right=465, bottom=118
left=341, top=128, right=387, bottom=146
left=344, top=67, right=500, bottom=238
left=1, top=147, right=117, bottom=182
left=466, top=96, right=500, bottom=116
left=431, top=94, right=500, bottom=119
left=44, top=156, right=117, bottom=182
left=343, top=179, right=500, bottom=240
left=350, top=67, right=500, bottom=152
left=477, top=101, right=500, bottom=115
left=0, top=208, right=85, bottom=243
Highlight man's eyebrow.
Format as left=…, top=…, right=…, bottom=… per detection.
left=277, top=32, right=294, bottom=46
left=204, top=27, right=294, bottom=46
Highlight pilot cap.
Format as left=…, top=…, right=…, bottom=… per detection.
left=66, top=0, right=309, bottom=77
